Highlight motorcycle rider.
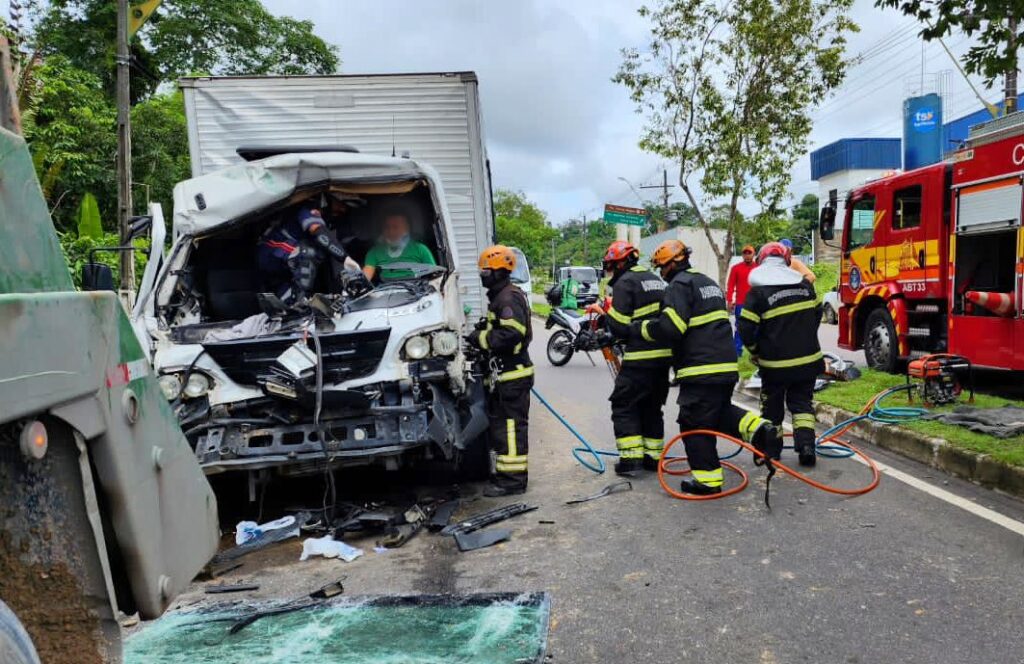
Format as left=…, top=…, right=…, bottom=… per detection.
left=635, top=240, right=781, bottom=495
left=601, top=240, right=672, bottom=474
left=737, top=242, right=824, bottom=467
left=466, top=245, right=534, bottom=496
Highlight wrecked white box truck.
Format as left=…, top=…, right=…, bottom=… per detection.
left=131, top=73, right=496, bottom=480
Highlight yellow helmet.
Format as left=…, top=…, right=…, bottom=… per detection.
left=650, top=239, right=690, bottom=268
left=478, top=244, right=516, bottom=271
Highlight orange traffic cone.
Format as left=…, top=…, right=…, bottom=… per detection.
left=965, top=290, right=1016, bottom=317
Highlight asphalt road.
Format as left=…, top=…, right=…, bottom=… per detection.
left=168, top=326, right=1024, bottom=664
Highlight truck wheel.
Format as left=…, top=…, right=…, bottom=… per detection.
left=0, top=600, right=41, bottom=664
left=547, top=330, right=574, bottom=366
left=864, top=308, right=898, bottom=373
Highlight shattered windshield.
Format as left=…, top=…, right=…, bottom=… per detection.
left=346, top=280, right=435, bottom=311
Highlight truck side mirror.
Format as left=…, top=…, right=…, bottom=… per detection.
left=127, top=215, right=153, bottom=241
left=819, top=206, right=836, bottom=241
left=81, top=263, right=115, bottom=292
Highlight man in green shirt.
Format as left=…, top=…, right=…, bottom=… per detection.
left=362, top=212, right=436, bottom=281
left=559, top=273, right=580, bottom=309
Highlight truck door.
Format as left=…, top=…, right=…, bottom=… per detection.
left=885, top=183, right=933, bottom=297
left=844, top=193, right=882, bottom=293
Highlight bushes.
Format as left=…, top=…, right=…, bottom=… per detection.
left=58, top=231, right=150, bottom=290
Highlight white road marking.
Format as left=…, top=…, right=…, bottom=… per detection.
left=732, top=399, right=1024, bottom=538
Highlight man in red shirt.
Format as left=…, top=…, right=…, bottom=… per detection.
left=726, top=245, right=756, bottom=357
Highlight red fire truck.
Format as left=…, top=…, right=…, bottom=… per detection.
left=819, top=112, right=1024, bottom=372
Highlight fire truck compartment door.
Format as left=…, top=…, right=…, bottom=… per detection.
left=956, top=178, right=1022, bottom=233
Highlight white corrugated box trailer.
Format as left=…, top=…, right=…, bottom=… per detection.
left=179, top=72, right=495, bottom=315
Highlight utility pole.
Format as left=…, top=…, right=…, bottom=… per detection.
left=581, top=214, right=588, bottom=264
left=1007, top=16, right=1019, bottom=115
left=0, top=35, right=20, bottom=134
left=640, top=168, right=675, bottom=233
left=116, top=0, right=135, bottom=295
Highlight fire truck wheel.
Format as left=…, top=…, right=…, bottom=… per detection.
left=864, top=308, right=898, bottom=373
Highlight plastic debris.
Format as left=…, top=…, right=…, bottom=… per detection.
left=234, top=515, right=297, bottom=546
left=299, top=535, right=363, bottom=562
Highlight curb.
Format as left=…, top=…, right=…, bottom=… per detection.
left=738, top=382, right=1024, bottom=501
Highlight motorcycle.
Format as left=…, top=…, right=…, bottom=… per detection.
left=544, top=304, right=622, bottom=373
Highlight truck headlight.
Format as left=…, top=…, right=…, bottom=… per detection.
left=404, top=335, right=431, bottom=360
left=183, top=372, right=212, bottom=399
left=432, top=330, right=459, bottom=356
left=158, top=374, right=181, bottom=400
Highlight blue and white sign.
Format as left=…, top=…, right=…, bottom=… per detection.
left=912, top=107, right=937, bottom=133
left=904, top=93, right=943, bottom=170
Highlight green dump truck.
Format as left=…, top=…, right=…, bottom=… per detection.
left=0, top=127, right=219, bottom=661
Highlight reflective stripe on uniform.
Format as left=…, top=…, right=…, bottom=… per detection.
left=640, top=320, right=656, bottom=342
left=622, top=348, right=672, bottom=361
left=692, top=467, right=724, bottom=487
left=762, top=299, right=819, bottom=320
left=643, top=437, right=664, bottom=453
left=675, top=362, right=738, bottom=379
left=497, top=364, right=536, bottom=382
left=665, top=309, right=688, bottom=335
left=507, top=418, right=517, bottom=457
left=496, top=455, right=528, bottom=473
left=758, top=351, right=824, bottom=369
left=688, top=310, right=729, bottom=327
left=740, top=308, right=761, bottom=323
left=793, top=412, right=817, bottom=430
left=499, top=317, right=527, bottom=335
left=617, top=435, right=644, bottom=459
left=479, top=329, right=490, bottom=350
left=607, top=306, right=631, bottom=324
left=738, top=411, right=762, bottom=443
left=633, top=302, right=661, bottom=318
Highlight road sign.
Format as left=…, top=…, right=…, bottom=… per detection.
left=603, top=203, right=647, bottom=227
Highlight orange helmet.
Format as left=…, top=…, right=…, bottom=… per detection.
left=651, top=239, right=690, bottom=268
left=757, top=241, right=791, bottom=265
left=603, top=240, right=638, bottom=263
left=478, top=244, right=516, bottom=271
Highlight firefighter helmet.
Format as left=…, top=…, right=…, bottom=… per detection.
left=603, top=240, right=638, bottom=263
left=478, top=244, right=516, bottom=271
left=757, top=241, right=792, bottom=265
left=650, top=239, right=690, bottom=268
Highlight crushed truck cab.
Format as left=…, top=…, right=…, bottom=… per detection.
left=133, top=151, right=489, bottom=478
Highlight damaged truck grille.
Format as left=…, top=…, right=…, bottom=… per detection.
left=201, top=328, right=391, bottom=386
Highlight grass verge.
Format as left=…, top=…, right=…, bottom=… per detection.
left=814, top=368, right=1024, bottom=467
left=531, top=302, right=552, bottom=317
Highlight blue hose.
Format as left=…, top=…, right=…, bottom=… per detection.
left=535, top=383, right=929, bottom=473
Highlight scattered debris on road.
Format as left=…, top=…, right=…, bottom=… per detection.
left=565, top=480, right=633, bottom=505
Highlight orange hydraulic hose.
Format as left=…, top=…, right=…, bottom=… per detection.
left=656, top=387, right=895, bottom=501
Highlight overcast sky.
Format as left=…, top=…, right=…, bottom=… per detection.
left=260, top=0, right=997, bottom=224
left=5, top=0, right=998, bottom=223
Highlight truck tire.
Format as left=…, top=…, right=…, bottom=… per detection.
left=0, top=600, right=41, bottom=664
left=864, top=308, right=898, bottom=373
left=547, top=330, right=574, bottom=366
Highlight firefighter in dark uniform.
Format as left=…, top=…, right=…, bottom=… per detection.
left=466, top=245, right=534, bottom=496
left=635, top=240, right=781, bottom=495
left=256, top=201, right=368, bottom=305
left=601, top=240, right=672, bottom=474
left=737, top=242, right=824, bottom=467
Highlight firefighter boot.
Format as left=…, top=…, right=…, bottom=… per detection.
left=483, top=478, right=527, bottom=497
left=642, top=455, right=660, bottom=472
left=615, top=457, right=643, bottom=475
left=793, top=430, right=816, bottom=468
left=679, top=478, right=722, bottom=495
left=751, top=422, right=782, bottom=467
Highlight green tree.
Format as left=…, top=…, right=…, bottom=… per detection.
left=615, top=0, right=856, bottom=283
left=642, top=200, right=699, bottom=235
left=30, top=0, right=339, bottom=101
left=131, top=90, right=191, bottom=217
left=875, top=1, right=1024, bottom=88
left=494, top=189, right=557, bottom=276
left=787, top=193, right=819, bottom=254
left=21, top=56, right=118, bottom=230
